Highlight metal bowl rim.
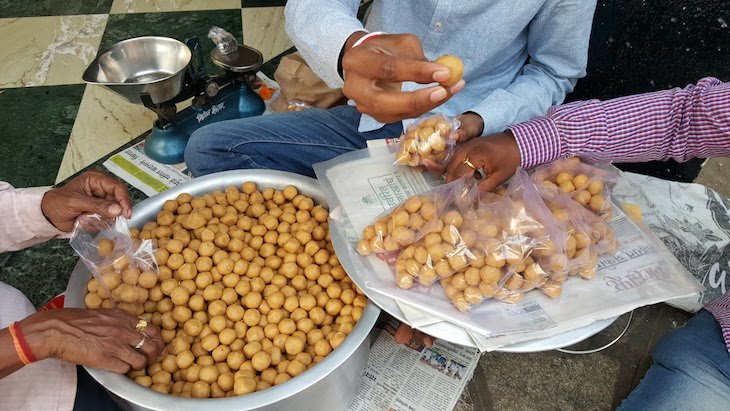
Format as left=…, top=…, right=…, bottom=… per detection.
left=84, top=36, right=192, bottom=86
left=77, top=169, right=380, bottom=410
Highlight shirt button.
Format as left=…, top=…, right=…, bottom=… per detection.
left=435, top=22, right=442, bottom=30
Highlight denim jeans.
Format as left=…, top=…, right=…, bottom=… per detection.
left=184, top=105, right=403, bottom=178
left=618, top=310, right=730, bottom=410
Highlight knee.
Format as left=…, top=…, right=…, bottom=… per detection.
left=652, top=325, right=709, bottom=372
left=184, top=126, right=223, bottom=176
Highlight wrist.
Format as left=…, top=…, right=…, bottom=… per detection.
left=19, top=312, right=54, bottom=361
left=338, top=31, right=369, bottom=79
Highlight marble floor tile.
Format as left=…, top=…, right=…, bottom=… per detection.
left=0, top=0, right=113, bottom=18
left=0, top=85, right=86, bottom=187
left=110, top=0, right=240, bottom=14
left=0, top=15, right=108, bottom=88
left=56, top=85, right=158, bottom=182
left=242, top=6, right=293, bottom=63
left=100, top=10, right=242, bottom=77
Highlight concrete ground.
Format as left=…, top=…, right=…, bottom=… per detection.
left=453, top=157, right=730, bottom=411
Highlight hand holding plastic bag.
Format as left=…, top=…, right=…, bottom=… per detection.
left=395, top=114, right=460, bottom=168
left=70, top=214, right=159, bottom=315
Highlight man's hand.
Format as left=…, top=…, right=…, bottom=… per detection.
left=445, top=131, right=522, bottom=192
left=453, top=112, right=484, bottom=143
left=41, top=170, right=132, bottom=232
left=22, top=308, right=164, bottom=375
left=341, top=33, right=465, bottom=124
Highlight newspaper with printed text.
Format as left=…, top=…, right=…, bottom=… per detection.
left=349, top=321, right=479, bottom=411
left=314, top=146, right=705, bottom=350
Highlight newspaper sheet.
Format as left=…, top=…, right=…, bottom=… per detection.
left=349, top=320, right=479, bottom=411
left=103, top=72, right=280, bottom=196
left=315, top=146, right=704, bottom=350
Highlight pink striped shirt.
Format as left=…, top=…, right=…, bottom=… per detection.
left=509, top=77, right=730, bottom=352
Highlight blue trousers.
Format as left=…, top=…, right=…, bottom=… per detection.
left=184, top=105, right=403, bottom=178
left=618, top=310, right=730, bottom=410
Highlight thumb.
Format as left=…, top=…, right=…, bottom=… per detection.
left=72, top=195, right=124, bottom=218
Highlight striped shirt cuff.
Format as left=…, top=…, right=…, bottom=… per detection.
left=509, top=116, right=563, bottom=169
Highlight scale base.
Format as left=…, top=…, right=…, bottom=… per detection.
left=143, top=82, right=265, bottom=164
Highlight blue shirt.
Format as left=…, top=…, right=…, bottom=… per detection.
left=285, top=0, right=597, bottom=135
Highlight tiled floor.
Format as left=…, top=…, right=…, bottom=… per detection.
left=0, top=0, right=291, bottom=187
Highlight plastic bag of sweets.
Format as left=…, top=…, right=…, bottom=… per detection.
left=70, top=214, right=159, bottom=315
left=440, top=187, right=562, bottom=310
left=467, top=170, right=571, bottom=307
left=530, top=157, right=619, bottom=220
left=356, top=176, right=478, bottom=256
left=394, top=113, right=460, bottom=168
left=393, top=205, right=482, bottom=289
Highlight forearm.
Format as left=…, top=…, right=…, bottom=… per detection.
left=284, top=0, right=364, bottom=88
left=0, top=184, right=64, bottom=253
left=510, top=77, right=730, bottom=167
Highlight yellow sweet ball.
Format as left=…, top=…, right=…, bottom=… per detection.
left=434, top=55, right=464, bottom=87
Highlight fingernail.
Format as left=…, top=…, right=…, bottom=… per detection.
left=433, top=69, right=450, bottom=82
left=450, top=80, right=466, bottom=94
left=108, top=203, right=122, bottom=215
left=430, top=87, right=448, bottom=102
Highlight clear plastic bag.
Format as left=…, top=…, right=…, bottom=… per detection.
left=70, top=214, right=159, bottom=315
left=441, top=170, right=569, bottom=310
left=530, top=157, right=618, bottom=220
left=356, top=176, right=477, bottom=256
left=394, top=114, right=460, bottom=168
left=208, top=26, right=238, bottom=54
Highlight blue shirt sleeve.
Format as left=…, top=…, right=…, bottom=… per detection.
left=469, top=0, right=597, bottom=135
left=285, top=0, right=365, bottom=89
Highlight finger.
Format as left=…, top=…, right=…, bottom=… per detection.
left=346, top=51, right=448, bottom=84
left=394, top=323, right=415, bottom=344
left=421, top=158, right=445, bottom=173
left=477, top=170, right=511, bottom=193
left=68, top=194, right=125, bottom=219
left=112, top=342, right=148, bottom=371
left=445, top=151, right=479, bottom=182
left=414, top=331, right=435, bottom=347
left=360, top=86, right=452, bottom=123
left=85, top=172, right=133, bottom=217
left=141, top=324, right=166, bottom=356
left=98, top=356, right=132, bottom=374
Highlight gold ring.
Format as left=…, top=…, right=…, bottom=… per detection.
left=134, top=334, right=146, bottom=350
left=135, top=319, right=148, bottom=333
left=463, top=157, right=476, bottom=170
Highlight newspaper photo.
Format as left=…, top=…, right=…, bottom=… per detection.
left=349, top=320, right=479, bottom=411
left=315, top=147, right=704, bottom=350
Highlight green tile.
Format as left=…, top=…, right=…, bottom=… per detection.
left=0, top=85, right=85, bottom=187
left=99, top=10, right=243, bottom=77
left=0, top=0, right=113, bottom=18
left=0, top=240, right=78, bottom=308
left=242, top=0, right=287, bottom=7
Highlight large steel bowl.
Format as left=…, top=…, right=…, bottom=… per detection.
left=83, top=36, right=191, bottom=104
left=65, top=170, right=381, bottom=411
